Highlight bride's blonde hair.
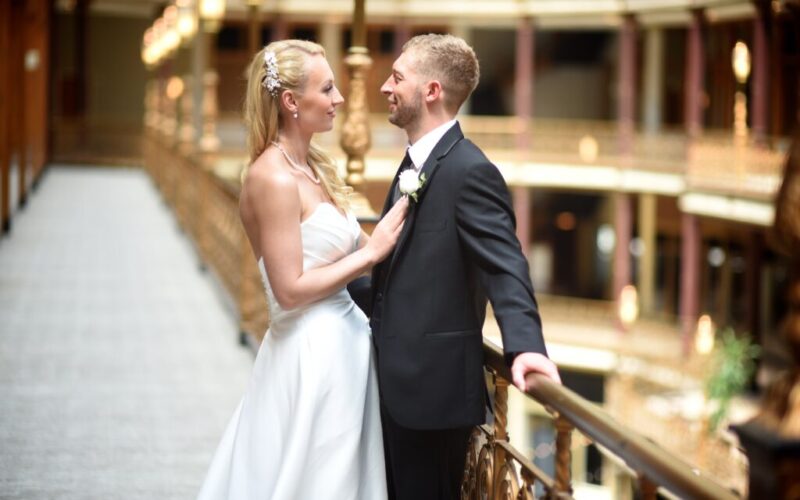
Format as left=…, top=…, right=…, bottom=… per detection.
left=243, top=39, right=351, bottom=209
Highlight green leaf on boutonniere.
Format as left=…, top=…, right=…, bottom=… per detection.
left=408, top=173, right=426, bottom=203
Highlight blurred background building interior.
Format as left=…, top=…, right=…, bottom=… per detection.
left=2, top=0, right=800, bottom=498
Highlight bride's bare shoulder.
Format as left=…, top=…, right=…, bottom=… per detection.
left=242, top=148, right=297, bottom=198
left=244, top=148, right=297, bottom=191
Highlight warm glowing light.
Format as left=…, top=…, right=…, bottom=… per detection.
left=596, top=225, right=615, bottom=255
left=578, top=135, right=599, bottom=163
left=555, top=212, right=576, bottom=231
left=164, top=5, right=178, bottom=24
left=618, top=285, right=639, bottom=328
left=177, top=11, right=197, bottom=41
left=166, top=77, right=185, bottom=100
left=731, top=41, right=751, bottom=84
left=141, top=28, right=155, bottom=66
left=695, top=314, right=715, bottom=355
left=151, top=17, right=166, bottom=64
left=200, top=0, right=225, bottom=18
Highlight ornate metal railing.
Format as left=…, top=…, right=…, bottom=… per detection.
left=688, top=133, right=788, bottom=200
left=365, top=114, right=787, bottom=198
left=143, top=135, right=269, bottom=344
left=144, top=131, right=741, bottom=499
left=472, top=338, right=738, bottom=500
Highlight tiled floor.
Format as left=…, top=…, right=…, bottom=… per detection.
left=0, top=166, right=253, bottom=499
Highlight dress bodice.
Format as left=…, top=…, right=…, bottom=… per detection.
left=257, top=203, right=361, bottom=328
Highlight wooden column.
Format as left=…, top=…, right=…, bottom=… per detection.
left=642, top=28, right=664, bottom=134
left=638, top=193, right=657, bottom=315
left=613, top=193, right=633, bottom=308
left=614, top=15, right=636, bottom=317
left=320, top=19, right=342, bottom=84
left=247, top=3, right=260, bottom=56
left=513, top=17, right=534, bottom=255
left=394, top=20, right=411, bottom=58
left=745, top=231, right=763, bottom=344
left=24, top=0, right=49, bottom=185
left=680, top=213, right=701, bottom=354
left=751, top=0, right=770, bottom=142
left=0, top=0, right=11, bottom=233
left=685, top=9, right=705, bottom=138
left=75, top=0, right=89, bottom=148
left=272, top=14, right=288, bottom=41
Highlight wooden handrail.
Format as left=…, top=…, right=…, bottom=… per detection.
left=482, top=338, right=738, bottom=500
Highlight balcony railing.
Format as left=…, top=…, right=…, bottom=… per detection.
left=474, top=338, right=737, bottom=499
left=229, top=113, right=784, bottom=200
left=143, top=131, right=741, bottom=499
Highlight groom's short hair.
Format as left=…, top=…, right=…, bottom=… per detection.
left=402, top=34, right=480, bottom=114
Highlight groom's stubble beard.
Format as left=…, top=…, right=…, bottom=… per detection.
left=388, top=87, right=423, bottom=132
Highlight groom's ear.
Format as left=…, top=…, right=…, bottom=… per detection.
left=424, top=80, right=443, bottom=103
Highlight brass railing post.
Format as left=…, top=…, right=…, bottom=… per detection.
left=554, top=416, right=573, bottom=497
left=491, top=376, right=511, bottom=498
left=340, top=0, right=374, bottom=217
left=179, top=74, right=195, bottom=149
left=198, top=70, right=220, bottom=159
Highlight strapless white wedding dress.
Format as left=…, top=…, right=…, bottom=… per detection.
left=197, top=203, right=387, bottom=500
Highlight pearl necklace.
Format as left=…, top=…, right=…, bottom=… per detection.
left=271, top=141, right=321, bottom=185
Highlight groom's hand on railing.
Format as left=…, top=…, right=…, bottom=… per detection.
left=510, top=352, right=561, bottom=391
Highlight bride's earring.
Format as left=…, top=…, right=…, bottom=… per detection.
left=293, top=111, right=298, bottom=119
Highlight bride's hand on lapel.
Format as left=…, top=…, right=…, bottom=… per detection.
left=511, top=352, right=562, bottom=392
left=365, top=196, right=408, bottom=264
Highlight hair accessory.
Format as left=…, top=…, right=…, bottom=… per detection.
left=261, top=50, right=280, bottom=97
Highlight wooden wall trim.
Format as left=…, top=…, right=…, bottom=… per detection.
left=0, top=0, right=10, bottom=232
left=24, top=0, right=50, bottom=183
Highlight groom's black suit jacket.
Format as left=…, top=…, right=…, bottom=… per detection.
left=368, top=123, right=547, bottom=431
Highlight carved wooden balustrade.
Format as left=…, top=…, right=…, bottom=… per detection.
left=469, top=339, right=738, bottom=500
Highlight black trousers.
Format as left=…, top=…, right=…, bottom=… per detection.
left=381, top=405, right=472, bottom=500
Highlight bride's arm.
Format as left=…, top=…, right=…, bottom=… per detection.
left=249, top=167, right=406, bottom=310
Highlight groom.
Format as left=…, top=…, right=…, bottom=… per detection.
left=368, top=34, right=561, bottom=499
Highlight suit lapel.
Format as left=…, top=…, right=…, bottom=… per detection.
left=382, top=123, right=465, bottom=286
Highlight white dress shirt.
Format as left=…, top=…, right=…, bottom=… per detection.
left=405, top=119, right=458, bottom=171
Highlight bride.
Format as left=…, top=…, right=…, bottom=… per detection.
left=197, top=40, right=406, bottom=500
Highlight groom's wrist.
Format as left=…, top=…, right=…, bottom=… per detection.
left=505, top=351, right=520, bottom=367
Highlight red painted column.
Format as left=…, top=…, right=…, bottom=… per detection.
left=618, top=14, right=636, bottom=157
left=680, top=9, right=705, bottom=351
left=613, top=15, right=636, bottom=311
left=394, top=21, right=411, bottom=58
left=273, top=15, right=288, bottom=41
left=613, top=194, right=632, bottom=305
left=513, top=17, right=534, bottom=255
left=684, top=9, right=705, bottom=138
left=680, top=213, right=701, bottom=353
left=752, top=1, right=770, bottom=142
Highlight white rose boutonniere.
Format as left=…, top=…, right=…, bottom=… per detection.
left=398, top=169, right=427, bottom=203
